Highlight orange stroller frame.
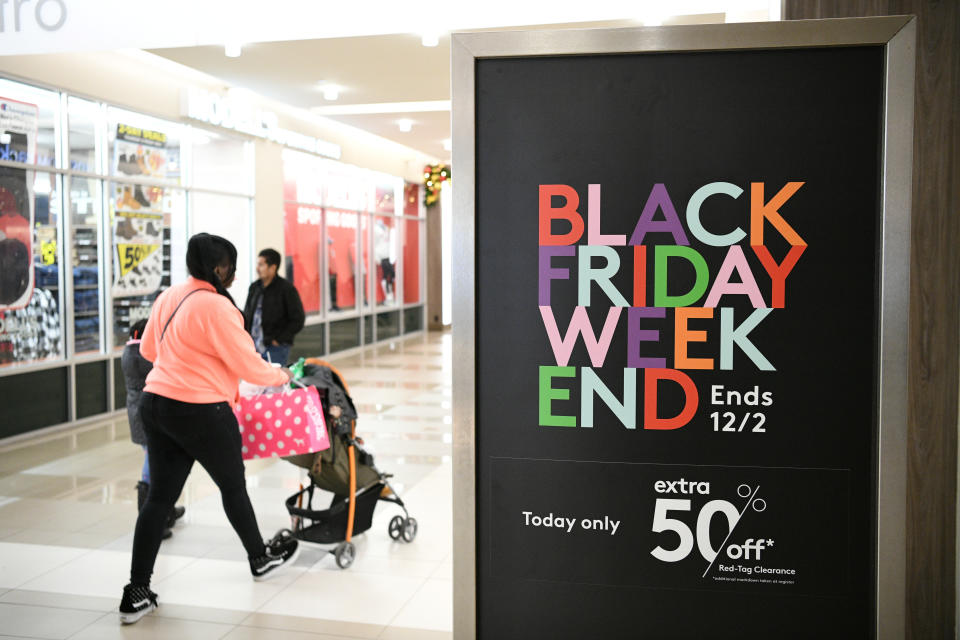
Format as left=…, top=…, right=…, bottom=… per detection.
left=284, top=358, right=417, bottom=568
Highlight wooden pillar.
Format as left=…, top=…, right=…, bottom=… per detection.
left=783, top=2, right=960, bottom=638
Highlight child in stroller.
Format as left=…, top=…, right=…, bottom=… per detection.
left=282, top=359, right=417, bottom=568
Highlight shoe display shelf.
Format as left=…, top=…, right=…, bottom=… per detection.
left=72, top=224, right=100, bottom=354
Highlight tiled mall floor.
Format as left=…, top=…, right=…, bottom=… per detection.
left=0, top=331, right=453, bottom=640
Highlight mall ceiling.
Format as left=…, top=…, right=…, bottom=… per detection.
left=148, top=14, right=732, bottom=164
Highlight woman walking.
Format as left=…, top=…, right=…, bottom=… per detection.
left=119, top=233, right=299, bottom=624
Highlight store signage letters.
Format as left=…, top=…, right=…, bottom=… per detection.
left=182, top=88, right=341, bottom=160
left=0, top=0, right=67, bottom=32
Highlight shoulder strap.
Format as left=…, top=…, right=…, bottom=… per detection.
left=159, top=288, right=207, bottom=342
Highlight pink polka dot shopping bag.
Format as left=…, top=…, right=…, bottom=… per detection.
left=233, top=384, right=330, bottom=460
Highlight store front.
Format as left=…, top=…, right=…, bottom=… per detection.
left=282, top=149, right=424, bottom=359
left=0, top=72, right=429, bottom=441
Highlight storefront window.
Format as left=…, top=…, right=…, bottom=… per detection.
left=0, top=79, right=59, bottom=168
left=107, top=108, right=182, bottom=184
left=70, top=177, right=102, bottom=354
left=68, top=97, right=100, bottom=174
left=283, top=203, right=322, bottom=316
left=0, top=172, right=63, bottom=366
left=361, top=214, right=371, bottom=309
left=325, top=164, right=367, bottom=211
left=191, top=131, right=253, bottom=194
left=372, top=176, right=401, bottom=215
left=403, top=218, right=422, bottom=304
left=403, top=182, right=421, bottom=217
left=373, top=215, right=398, bottom=306
left=190, top=192, right=252, bottom=295
left=282, top=149, right=324, bottom=206
left=327, top=209, right=358, bottom=313
left=110, top=182, right=183, bottom=348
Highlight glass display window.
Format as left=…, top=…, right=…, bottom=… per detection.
left=326, top=209, right=358, bottom=313
left=403, top=218, right=422, bottom=304
left=325, top=163, right=367, bottom=211
left=282, top=149, right=324, bottom=206
left=403, top=182, right=421, bottom=217
left=370, top=173, right=402, bottom=216
left=373, top=215, right=398, bottom=306
left=0, top=172, right=63, bottom=366
left=110, top=182, right=183, bottom=348
left=70, top=177, right=103, bottom=354
left=360, top=213, right=371, bottom=309
left=0, top=79, right=59, bottom=168
left=283, top=202, right=322, bottom=316
left=107, top=107, right=182, bottom=184
left=190, top=192, right=252, bottom=297
left=67, top=97, right=100, bottom=174
left=191, top=129, right=253, bottom=194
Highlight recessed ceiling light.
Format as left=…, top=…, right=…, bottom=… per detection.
left=224, top=43, right=242, bottom=57
left=398, top=119, right=413, bottom=132
left=322, top=84, right=340, bottom=101
left=421, top=32, right=440, bottom=47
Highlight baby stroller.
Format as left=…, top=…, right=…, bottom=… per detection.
left=283, top=359, right=417, bottom=568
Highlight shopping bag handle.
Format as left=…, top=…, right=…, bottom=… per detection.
left=239, top=378, right=307, bottom=400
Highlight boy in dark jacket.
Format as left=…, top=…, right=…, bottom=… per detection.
left=122, top=319, right=185, bottom=538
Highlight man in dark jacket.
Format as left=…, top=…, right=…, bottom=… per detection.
left=243, top=248, right=305, bottom=365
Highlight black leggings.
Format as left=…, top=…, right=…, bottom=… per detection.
left=130, top=392, right=266, bottom=586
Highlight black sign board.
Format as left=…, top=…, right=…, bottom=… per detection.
left=454, top=18, right=914, bottom=640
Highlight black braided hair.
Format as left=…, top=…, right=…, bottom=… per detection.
left=129, top=319, right=148, bottom=340
left=186, top=233, right=237, bottom=306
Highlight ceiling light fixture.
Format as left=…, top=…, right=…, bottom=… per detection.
left=397, top=119, right=413, bottom=133
left=321, top=84, right=340, bottom=101
left=224, top=43, right=242, bottom=57
left=421, top=32, right=440, bottom=47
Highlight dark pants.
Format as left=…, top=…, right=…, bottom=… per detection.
left=262, top=344, right=291, bottom=366
left=130, top=393, right=265, bottom=586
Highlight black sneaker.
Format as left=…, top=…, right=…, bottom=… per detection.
left=118, top=583, right=158, bottom=624
left=250, top=529, right=300, bottom=581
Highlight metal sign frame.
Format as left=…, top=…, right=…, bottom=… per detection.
left=452, top=16, right=915, bottom=640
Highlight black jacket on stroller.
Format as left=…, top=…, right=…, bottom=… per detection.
left=283, top=363, right=379, bottom=496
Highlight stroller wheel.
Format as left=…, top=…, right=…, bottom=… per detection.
left=388, top=515, right=405, bottom=540
left=401, top=517, right=418, bottom=543
left=335, top=541, right=356, bottom=569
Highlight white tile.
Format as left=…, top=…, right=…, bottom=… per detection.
left=307, top=549, right=440, bottom=579
left=257, top=571, right=425, bottom=626
left=221, top=626, right=363, bottom=640
left=430, top=562, right=452, bottom=581
left=69, top=612, right=233, bottom=640
left=387, top=579, right=452, bottom=632
left=0, top=542, right=89, bottom=589
left=153, top=557, right=304, bottom=612
left=0, top=588, right=116, bottom=612
left=379, top=627, right=452, bottom=640
left=18, top=548, right=196, bottom=598
left=239, top=612, right=382, bottom=638
left=0, top=602, right=103, bottom=639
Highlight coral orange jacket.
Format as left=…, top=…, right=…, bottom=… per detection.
left=140, top=277, right=289, bottom=404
